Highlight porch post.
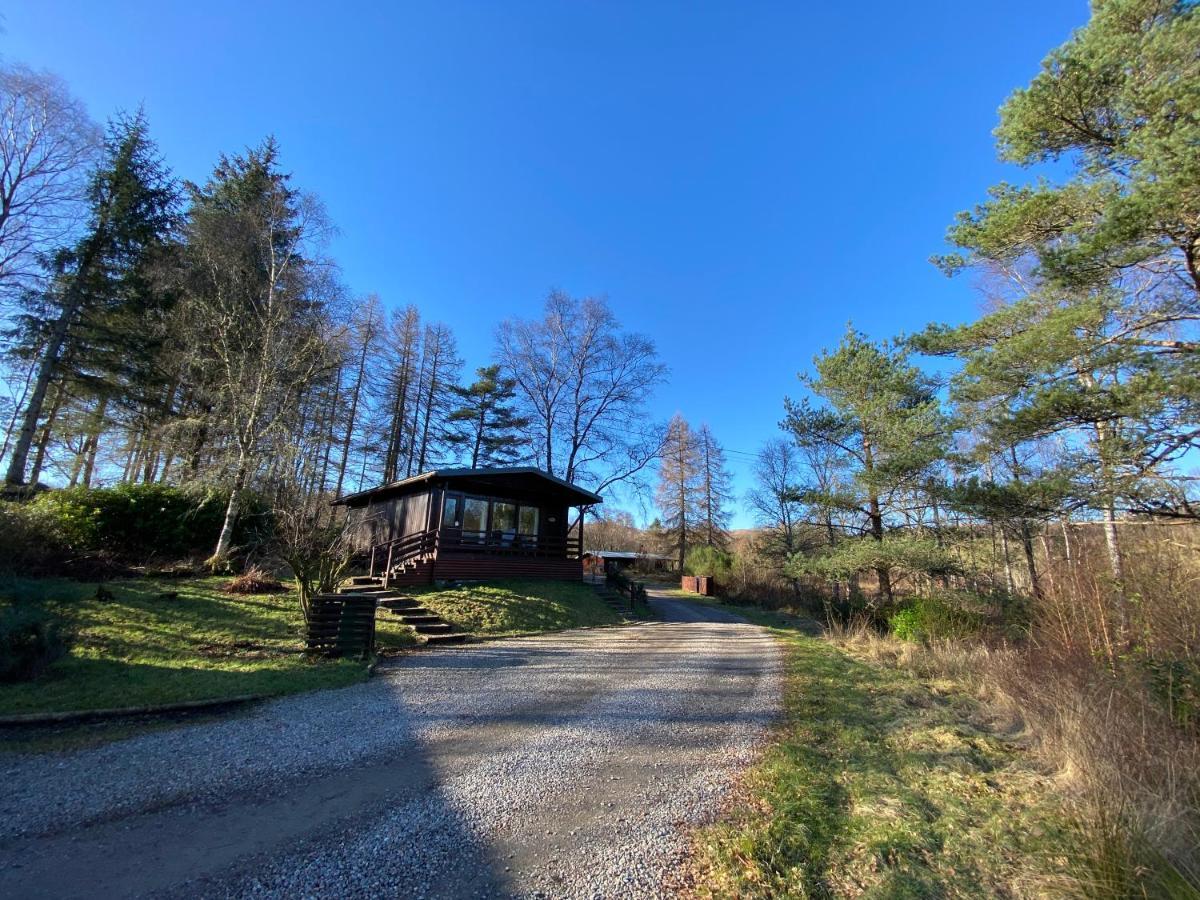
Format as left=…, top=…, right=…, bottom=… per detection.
left=578, top=507, right=584, bottom=558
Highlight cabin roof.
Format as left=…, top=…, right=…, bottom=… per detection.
left=334, top=466, right=603, bottom=508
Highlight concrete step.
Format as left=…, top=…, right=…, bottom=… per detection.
left=398, top=613, right=441, bottom=624
left=349, top=576, right=382, bottom=586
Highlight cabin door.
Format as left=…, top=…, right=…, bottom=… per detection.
left=441, top=493, right=464, bottom=548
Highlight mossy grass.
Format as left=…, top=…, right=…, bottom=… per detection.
left=0, top=575, right=619, bottom=720
left=0, top=575, right=418, bottom=717
left=688, top=616, right=1068, bottom=897
left=412, top=578, right=621, bottom=637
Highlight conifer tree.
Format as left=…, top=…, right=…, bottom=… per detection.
left=4, top=110, right=178, bottom=486
left=785, top=326, right=945, bottom=604
left=179, top=138, right=337, bottom=565
left=695, top=423, right=733, bottom=549
left=655, top=413, right=702, bottom=572
left=919, top=0, right=1200, bottom=614
left=446, top=364, right=530, bottom=468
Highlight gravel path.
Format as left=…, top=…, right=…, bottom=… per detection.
left=0, top=592, right=780, bottom=899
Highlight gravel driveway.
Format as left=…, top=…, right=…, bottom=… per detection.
left=0, top=591, right=780, bottom=899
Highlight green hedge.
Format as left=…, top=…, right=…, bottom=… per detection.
left=0, top=484, right=269, bottom=571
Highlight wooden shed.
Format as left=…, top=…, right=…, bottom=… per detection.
left=335, top=467, right=602, bottom=585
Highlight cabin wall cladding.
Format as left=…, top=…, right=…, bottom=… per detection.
left=388, top=490, right=430, bottom=540
left=346, top=490, right=431, bottom=552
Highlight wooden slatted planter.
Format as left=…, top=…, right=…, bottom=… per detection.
left=305, top=594, right=377, bottom=658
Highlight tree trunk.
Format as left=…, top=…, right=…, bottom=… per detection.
left=1000, top=525, right=1015, bottom=594
left=211, top=461, right=248, bottom=568
left=5, top=289, right=83, bottom=486
left=335, top=337, right=369, bottom=496
left=471, top=408, right=485, bottom=468
left=1101, top=502, right=1125, bottom=585
left=861, top=438, right=891, bottom=605
left=27, top=380, right=68, bottom=487
left=80, top=395, right=108, bottom=487
left=1020, top=520, right=1042, bottom=600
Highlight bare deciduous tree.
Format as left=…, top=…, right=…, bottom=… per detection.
left=0, top=64, right=97, bottom=288
left=497, top=291, right=667, bottom=497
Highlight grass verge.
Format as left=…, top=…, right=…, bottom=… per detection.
left=686, top=619, right=1069, bottom=898
left=412, top=578, right=621, bottom=637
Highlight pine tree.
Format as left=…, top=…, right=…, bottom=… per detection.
left=445, top=364, right=530, bottom=468
left=785, top=326, right=945, bottom=604
left=179, top=137, right=338, bottom=565
left=4, top=110, right=178, bottom=486
left=919, top=0, right=1200, bottom=621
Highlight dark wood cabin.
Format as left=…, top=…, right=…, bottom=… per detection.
left=335, top=467, right=602, bottom=585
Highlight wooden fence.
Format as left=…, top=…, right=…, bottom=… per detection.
left=305, top=594, right=377, bottom=658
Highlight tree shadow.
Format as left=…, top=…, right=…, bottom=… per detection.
left=0, top=672, right=519, bottom=898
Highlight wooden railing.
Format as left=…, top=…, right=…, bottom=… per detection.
left=368, top=527, right=582, bottom=579
left=368, top=528, right=437, bottom=579
left=437, top=530, right=582, bottom=559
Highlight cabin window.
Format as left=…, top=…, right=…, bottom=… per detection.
left=462, top=498, right=488, bottom=537
left=442, top=495, right=462, bottom=528
left=492, top=502, right=517, bottom=542
left=518, top=506, right=539, bottom=536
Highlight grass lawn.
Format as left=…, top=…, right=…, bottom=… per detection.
left=687, top=615, right=1068, bottom=898
left=0, top=576, right=617, bottom=718
left=0, top=575, right=419, bottom=717
left=412, top=578, right=621, bottom=637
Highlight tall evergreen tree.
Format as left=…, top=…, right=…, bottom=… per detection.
left=446, top=364, right=530, bottom=468
left=784, top=326, right=945, bottom=604
left=179, top=138, right=338, bottom=565
left=919, top=0, right=1200, bottom=616
left=4, top=110, right=178, bottom=486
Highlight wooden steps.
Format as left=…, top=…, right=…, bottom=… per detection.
left=337, top=580, right=468, bottom=647
left=591, top=584, right=631, bottom=616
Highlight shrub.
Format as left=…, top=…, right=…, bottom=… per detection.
left=684, top=545, right=733, bottom=579
left=19, top=484, right=270, bottom=567
left=0, top=501, right=69, bottom=574
left=888, top=592, right=987, bottom=642
left=0, top=604, right=70, bottom=682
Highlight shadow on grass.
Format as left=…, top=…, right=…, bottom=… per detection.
left=0, top=639, right=365, bottom=718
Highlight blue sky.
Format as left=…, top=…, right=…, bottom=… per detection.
left=2, top=1, right=1088, bottom=526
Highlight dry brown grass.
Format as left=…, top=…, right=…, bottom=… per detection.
left=222, top=565, right=286, bottom=595
left=832, top=622, right=1200, bottom=897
